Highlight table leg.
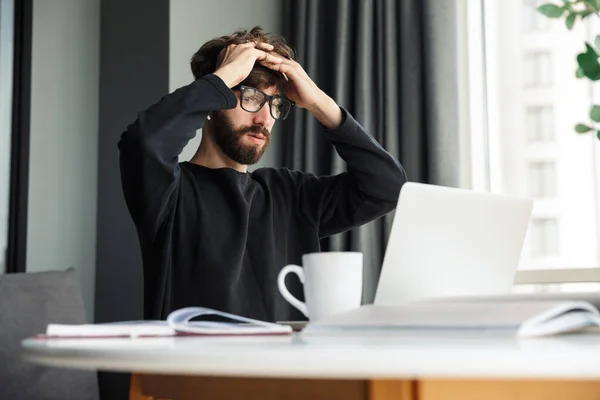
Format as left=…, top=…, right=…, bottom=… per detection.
left=129, top=374, right=156, bottom=400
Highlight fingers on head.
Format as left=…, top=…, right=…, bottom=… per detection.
left=267, top=53, right=283, bottom=63
left=257, top=42, right=274, bottom=50
left=237, top=41, right=274, bottom=52
left=256, top=50, right=281, bottom=61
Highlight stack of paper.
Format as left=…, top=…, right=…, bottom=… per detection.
left=301, top=292, right=600, bottom=338
left=42, top=307, right=293, bottom=338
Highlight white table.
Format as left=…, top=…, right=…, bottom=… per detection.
left=21, top=331, right=600, bottom=400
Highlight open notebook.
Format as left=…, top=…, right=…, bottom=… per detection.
left=42, top=307, right=292, bottom=338
left=301, top=292, right=600, bottom=338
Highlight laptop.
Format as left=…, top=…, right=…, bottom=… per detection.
left=373, top=182, right=534, bottom=306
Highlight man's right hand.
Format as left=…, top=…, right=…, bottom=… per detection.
left=213, top=42, right=283, bottom=88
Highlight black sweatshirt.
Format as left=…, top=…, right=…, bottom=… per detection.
left=118, top=73, right=407, bottom=322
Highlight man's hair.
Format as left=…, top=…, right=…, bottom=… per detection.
left=191, top=26, right=295, bottom=92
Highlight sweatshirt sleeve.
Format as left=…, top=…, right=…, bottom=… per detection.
left=118, top=74, right=237, bottom=238
left=296, top=108, right=408, bottom=238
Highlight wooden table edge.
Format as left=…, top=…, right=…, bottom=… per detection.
left=129, top=373, right=600, bottom=400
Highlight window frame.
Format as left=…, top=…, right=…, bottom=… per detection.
left=5, top=0, right=32, bottom=274
left=462, top=0, right=600, bottom=285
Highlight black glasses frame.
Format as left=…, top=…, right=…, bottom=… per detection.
left=235, top=85, right=295, bottom=120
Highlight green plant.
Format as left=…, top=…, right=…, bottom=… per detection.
left=537, top=0, right=600, bottom=139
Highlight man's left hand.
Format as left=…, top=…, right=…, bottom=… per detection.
left=261, top=58, right=322, bottom=108
left=262, top=58, right=343, bottom=129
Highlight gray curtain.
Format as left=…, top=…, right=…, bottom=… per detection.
left=281, top=0, right=461, bottom=303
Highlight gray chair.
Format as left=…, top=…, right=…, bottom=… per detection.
left=0, top=268, right=99, bottom=400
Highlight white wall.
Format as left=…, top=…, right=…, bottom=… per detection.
left=169, top=0, right=283, bottom=168
left=27, top=0, right=99, bottom=320
left=0, top=0, right=14, bottom=274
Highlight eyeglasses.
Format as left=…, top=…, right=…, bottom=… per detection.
left=235, top=85, right=294, bottom=120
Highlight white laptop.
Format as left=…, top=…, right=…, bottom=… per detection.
left=373, top=182, right=534, bottom=306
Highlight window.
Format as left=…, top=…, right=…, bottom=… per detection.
left=466, top=0, right=600, bottom=290
left=523, top=52, right=552, bottom=88
left=527, top=160, right=556, bottom=198
left=522, top=0, right=552, bottom=32
left=530, top=218, right=559, bottom=256
left=525, top=106, right=554, bottom=142
left=0, top=0, right=15, bottom=274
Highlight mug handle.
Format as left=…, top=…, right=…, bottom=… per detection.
left=277, top=265, right=309, bottom=318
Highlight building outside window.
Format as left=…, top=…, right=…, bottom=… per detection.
left=467, top=0, right=600, bottom=289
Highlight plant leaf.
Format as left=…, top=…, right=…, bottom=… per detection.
left=597, top=130, right=600, bottom=140
left=537, top=3, right=567, bottom=17
left=566, top=12, right=577, bottom=29
left=594, top=35, right=600, bottom=53
left=575, top=123, right=593, bottom=133
left=590, top=0, right=600, bottom=12
left=580, top=10, right=593, bottom=18
left=576, top=67, right=586, bottom=78
left=577, top=43, right=600, bottom=80
left=591, top=105, right=600, bottom=122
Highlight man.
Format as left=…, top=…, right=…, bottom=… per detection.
left=119, top=27, right=407, bottom=322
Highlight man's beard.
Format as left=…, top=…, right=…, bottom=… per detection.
left=209, top=110, right=271, bottom=165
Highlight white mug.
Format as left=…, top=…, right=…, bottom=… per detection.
left=277, top=252, right=363, bottom=321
